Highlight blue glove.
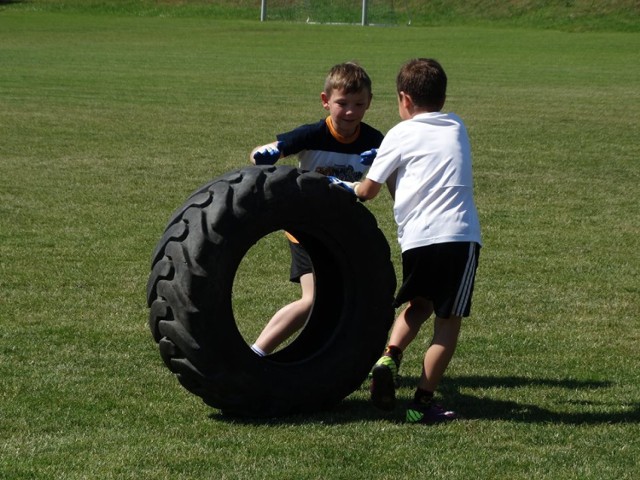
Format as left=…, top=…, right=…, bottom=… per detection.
left=327, top=176, right=356, bottom=194
left=253, top=141, right=283, bottom=165
left=359, top=148, right=378, bottom=166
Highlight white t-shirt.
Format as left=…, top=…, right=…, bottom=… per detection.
left=366, top=112, right=482, bottom=252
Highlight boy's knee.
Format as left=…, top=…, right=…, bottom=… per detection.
left=409, top=296, right=432, bottom=313
left=405, top=297, right=433, bottom=324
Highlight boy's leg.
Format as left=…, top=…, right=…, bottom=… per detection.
left=252, top=273, right=314, bottom=355
left=370, top=297, right=433, bottom=411
left=419, top=315, right=461, bottom=392
left=403, top=242, right=479, bottom=423
left=406, top=315, right=461, bottom=424
left=388, top=297, right=434, bottom=351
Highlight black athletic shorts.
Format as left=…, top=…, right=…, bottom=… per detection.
left=394, top=242, right=481, bottom=318
left=289, top=240, right=313, bottom=283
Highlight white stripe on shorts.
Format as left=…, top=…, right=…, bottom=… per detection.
left=452, top=243, right=477, bottom=317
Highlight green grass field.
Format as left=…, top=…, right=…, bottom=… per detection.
left=1, top=2, right=639, bottom=479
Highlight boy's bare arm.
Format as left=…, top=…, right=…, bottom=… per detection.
left=355, top=178, right=383, bottom=201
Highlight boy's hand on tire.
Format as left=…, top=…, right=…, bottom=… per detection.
left=327, top=176, right=357, bottom=195
left=253, top=142, right=283, bottom=165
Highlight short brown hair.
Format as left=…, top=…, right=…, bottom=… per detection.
left=396, top=58, right=447, bottom=110
left=324, top=62, right=372, bottom=96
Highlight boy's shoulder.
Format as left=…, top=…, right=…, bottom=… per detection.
left=389, top=112, right=466, bottom=132
left=282, top=118, right=382, bottom=134
left=280, top=118, right=383, bottom=148
left=287, top=118, right=327, bottom=135
left=411, top=110, right=458, bottom=119
left=360, top=121, right=384, bottom=139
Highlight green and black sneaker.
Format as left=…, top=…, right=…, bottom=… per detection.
left=370, top=356, right=398, bottom=411
left=405, top=402, right=458, bottom=424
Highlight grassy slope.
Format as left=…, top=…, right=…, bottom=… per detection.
left=3, top=0, right=640, bottom=31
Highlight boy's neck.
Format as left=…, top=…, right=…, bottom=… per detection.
left=326, top=117, right=360, bottom=143
left=400, top=92, right=445, bottom=118
left=411, top=107, right=439, bottom=116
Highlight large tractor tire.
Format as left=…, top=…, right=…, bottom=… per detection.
left=146, top=165, right=396, bottom=417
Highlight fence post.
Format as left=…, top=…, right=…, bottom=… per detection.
left=261, top=0, right=267, bottom=21
left=361, top=0, right=369, bottom=25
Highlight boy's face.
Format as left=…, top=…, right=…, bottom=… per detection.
left=321, top=88, right=372, bottom=138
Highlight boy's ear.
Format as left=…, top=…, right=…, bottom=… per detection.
left=399, top=91, right=412, bottom=109
left=321, top=91, right=330, bottom=110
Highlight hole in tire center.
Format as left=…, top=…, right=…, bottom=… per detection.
left=233, top=230, right=315, bottom=357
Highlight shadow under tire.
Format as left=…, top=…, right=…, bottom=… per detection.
left=146, top=165, right=396, bottom=417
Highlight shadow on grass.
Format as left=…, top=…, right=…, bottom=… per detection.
left=210, top=374, right=640, bottom=426
left=210, top=398, right=404, bottom=426
left=441, top=375, right=639, bottom=425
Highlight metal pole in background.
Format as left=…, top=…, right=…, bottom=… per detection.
left=260, top=0, right=267, bottom=21
left=361, top=0, right=368, bottom=26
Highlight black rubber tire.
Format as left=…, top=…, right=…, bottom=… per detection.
left=146, top=165, right=396, bottom=417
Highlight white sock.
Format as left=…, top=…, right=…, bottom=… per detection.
left=251, top=344, right=267, bottom=357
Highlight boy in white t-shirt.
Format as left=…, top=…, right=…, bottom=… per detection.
left=343, top=58, right=482, bottom=424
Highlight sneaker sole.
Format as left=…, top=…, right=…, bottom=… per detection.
left=370, top=364, right=396, bottom=411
